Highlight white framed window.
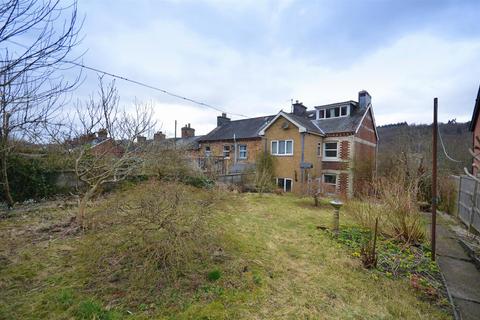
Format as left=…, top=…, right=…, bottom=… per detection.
left=317, top=106, right=350, bottom=120
left=239, top=145, right=247, bottom=159
left=205, top=146, right=211, bottom=157
left=223, top=145, right=230, bottom=158
left=323, top=142, right=338, bottom=160
left=317, top=142, right=322, bottom=157
left=277, top=178, right=293, bottom=192
left=271, top=139, right=293, bottom=156
left=323, top=174, right=337, bottom=185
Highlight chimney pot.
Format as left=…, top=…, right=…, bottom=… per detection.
left=181, top=124, right=195, bottom=138
left=154, top=131, right=166, bottom=142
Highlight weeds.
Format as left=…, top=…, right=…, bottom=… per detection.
left=331, top=225, right=444, bottom=303
left=346, top=175, right=426, bottom=244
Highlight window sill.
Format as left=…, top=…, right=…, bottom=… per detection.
left=322, top=158, right=339, bottom=162
left=271, top=154, right=294, bottom=157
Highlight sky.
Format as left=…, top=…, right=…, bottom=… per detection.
left=67, top=0, right=480, bottom=136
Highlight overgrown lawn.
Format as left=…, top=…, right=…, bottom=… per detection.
left=0, top=183, right=452, bottom=319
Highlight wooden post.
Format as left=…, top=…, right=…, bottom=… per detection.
left=431, top=97, right=438, bottom=261
left=469, top=178, right=478, bottom=233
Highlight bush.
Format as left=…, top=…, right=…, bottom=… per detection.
left=144, top=148, right=198, bottom=180
left=78, top=181, right=215, bottom=304
left=182, top=175, right=214, bottom=189
left=254, top=151, right=275, bottom=194
left=6, top=154, right=64, bottom=201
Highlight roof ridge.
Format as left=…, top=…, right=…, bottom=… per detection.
left=226, top=114, right=274, bottom=123
left=314, top=100, right=357, bottom=109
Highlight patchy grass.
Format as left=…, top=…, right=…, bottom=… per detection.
left=0, top=184, right=452, bottom=319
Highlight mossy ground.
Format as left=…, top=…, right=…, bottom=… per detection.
left=0, top=184, right=452, bottom=319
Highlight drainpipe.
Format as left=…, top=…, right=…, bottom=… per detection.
left=301, top=132, right=305, bottom=192
left=233, top=133, right=237, bottom=164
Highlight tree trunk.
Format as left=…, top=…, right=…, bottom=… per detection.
left=0, top=144, right=14, bottom=208
left=314, top=194, right=319, bottom=207
left=77, top=185, right=97, bottom=229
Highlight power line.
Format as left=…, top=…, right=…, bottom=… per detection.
left=5, top=39, right=249, bottom=118
left=437, top=126, right=462, bottom=163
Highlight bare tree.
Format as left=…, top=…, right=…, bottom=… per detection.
left=72, top=77, right=156, bottom=228
left=0, top=0, right=82, bottom=207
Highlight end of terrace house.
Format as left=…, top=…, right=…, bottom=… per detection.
left=197, top=90, right=378, bottom=197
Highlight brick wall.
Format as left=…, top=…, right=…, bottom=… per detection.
left=340, top=141, right=350, bottom=160
left=353, top=108, right=377, bottom=196
left=474, top=119, right=480, bottom=175
left=338, top=173, right=349, bottom=196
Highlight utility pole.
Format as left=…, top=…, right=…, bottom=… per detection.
left=431, top=97, right=438, bottom=261
left=174, top=120, right=177, bottom=150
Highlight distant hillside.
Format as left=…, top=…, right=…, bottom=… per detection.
left=377, top=120, right=472, bottom=175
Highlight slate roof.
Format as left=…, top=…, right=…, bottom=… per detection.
left=160, top=135, right=203, bottom=150
left=199, top=115, right=274, bottom=141
left=312, top=101, right=368, bottom=134
left=285, top=112, right=324, bottom=135
left=200, top=101, right=372, bottom=141
left=469, top=85, right=480, bottom=131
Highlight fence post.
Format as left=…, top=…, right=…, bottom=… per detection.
left=469, top=178, right=478, bottom=233
left=456, top=175, right=461, bottom=218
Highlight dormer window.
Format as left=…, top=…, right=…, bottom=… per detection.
left=317, top=105, right=350, bottom=120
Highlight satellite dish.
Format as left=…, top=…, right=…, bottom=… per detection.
left=282, top=121, right=289, bottom=129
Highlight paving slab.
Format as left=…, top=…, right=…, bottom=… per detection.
left=434, top=220, right=480, bottom=320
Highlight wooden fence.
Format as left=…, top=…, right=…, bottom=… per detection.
left=456, top=175, right=480, bottom=233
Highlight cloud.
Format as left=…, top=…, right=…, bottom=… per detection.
left=72, top=0, right=480, bottom=136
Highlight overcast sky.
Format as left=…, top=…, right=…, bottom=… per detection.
left=71, top=0, right=480, bottom=137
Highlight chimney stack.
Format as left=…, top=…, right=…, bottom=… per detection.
left=358, top=90, right=371, bottom=109
left=217, top=113, right=231, bottom=127
left=153, top=131, right=166, bottom=142
left=137, top=135, right=146, bottom=143
left=181, top=123, right=195, bottom=138
left=292, top=100, right=307, bottom=116
left=97, top=128, right=108, bottom=140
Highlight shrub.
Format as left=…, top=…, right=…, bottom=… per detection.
left=6, top=154, right=63, bottom=201
left=78, top=181, right=215, bottom=304
left=254, top=151, right=275, bottom=194
left=182, top=175, right=214, bottom=189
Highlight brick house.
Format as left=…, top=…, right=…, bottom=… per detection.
left=469, top=85, right=480, bottom=175
left=259, top=91, right=378, bottom=196
left=199, top=91, right=378, bottom=197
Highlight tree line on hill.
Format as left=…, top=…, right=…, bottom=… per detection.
left=377, top=120, right=471, bottom=177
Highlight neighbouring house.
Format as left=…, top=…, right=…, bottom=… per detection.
left=199, top=90, right=378, bottom=197
left=67, top=128, right=124, bottom=157
left=469, top=85, right=480, bottom=176
left=198, top=113, right=274, bottom=173
left=142, top=125, right=203, bottom=154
